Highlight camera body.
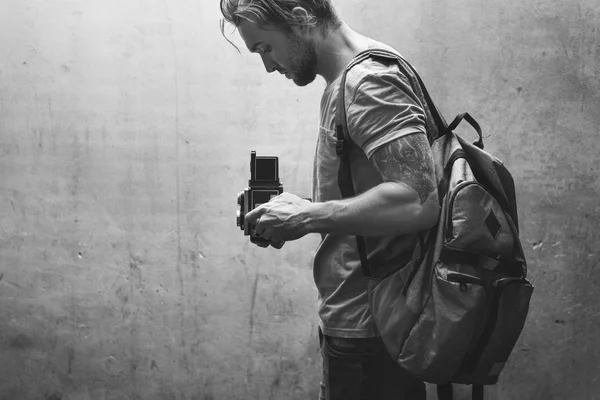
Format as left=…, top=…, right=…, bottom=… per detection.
left=236, top=151, right=283, bottom=245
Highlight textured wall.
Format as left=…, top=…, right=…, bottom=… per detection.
left=0, top=0, right=598, bottom=399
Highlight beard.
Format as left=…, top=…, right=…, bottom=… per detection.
left=287, top=33, right=318, bottom=87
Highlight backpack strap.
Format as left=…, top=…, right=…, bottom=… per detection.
left=437, top=383, right=454, bottom=400
left=335, top=123, right=371, bottom=277
left=334, top=48, right=472, bottom=398
left=437, top=383, right=485, bottom=400
left=335, top=48, right=448, bottom=148
left=473, top=384, right=485, bottom=400
left=334, top=48, right=447, bottom=278
left=334, top=51, right=381, bottom=277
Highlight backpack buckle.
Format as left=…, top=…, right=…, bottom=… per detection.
left=335, top=139, right=346, bottom=157
left=335, top=124, right=347, bottom=157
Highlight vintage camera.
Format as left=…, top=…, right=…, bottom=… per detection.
left=236, top=151, right=283, bottom=246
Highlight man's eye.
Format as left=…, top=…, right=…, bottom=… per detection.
left=259, top=46, right=271, bottom=54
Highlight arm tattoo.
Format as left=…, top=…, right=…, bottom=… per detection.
left=371, top=133, right=436, bottom=205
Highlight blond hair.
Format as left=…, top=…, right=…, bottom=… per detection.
left=220, top=0, right=341, bottom=47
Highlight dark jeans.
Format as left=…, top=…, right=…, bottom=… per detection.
left=318, top=328, right=426, bottom=400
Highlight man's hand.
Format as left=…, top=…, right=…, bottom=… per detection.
left=253, top=239, right=285, bottom=249
left=245, top=192, right=312, bottom=245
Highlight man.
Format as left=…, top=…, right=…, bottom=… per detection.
left=220, top=1, right=439, bottom=399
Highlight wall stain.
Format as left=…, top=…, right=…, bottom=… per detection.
left=269, top=355, right=302, bottom=400
left=67, top=347, right=75, bottom=374
left=0, top=272, right=23, bottom=289
left=9, top=333, right=33, bottom=350
left=115, top=286, right=129, bottom=304
left=249, top=273, right=259, bottom=336
left=128, top=253, right=144, bottom=291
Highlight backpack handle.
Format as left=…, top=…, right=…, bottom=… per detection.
left=447, top=112, right=484, bottom=149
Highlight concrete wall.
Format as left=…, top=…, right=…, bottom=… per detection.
left=0, top=0, right=598, bottom=399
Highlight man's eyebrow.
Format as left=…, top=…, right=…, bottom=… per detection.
left=248, top=41, right=264, bottom=53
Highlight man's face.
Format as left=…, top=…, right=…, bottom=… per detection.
left=238, top=19, right=318, bottom=87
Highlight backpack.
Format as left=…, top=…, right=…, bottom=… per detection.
left=334, top=48, right=534, bottom=400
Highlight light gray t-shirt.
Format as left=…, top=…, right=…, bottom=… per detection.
left=312, top=41, right=427, bottom=338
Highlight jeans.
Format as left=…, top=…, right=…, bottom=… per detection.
left=318, top=328, right=426, bottom=400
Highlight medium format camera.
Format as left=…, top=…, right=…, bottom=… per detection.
left=236, top=151, right=283, bottom=246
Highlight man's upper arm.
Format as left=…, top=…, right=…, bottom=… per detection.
left=370, top=132, right=437, bottom=205
left=345, top=63, right=436, bottom=205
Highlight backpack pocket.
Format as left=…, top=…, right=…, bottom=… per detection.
left=454, top=276, right=534, bottom=385
left=445, top=181, right=515, bottom=261
left=431, top=179, right=533, bottom=385
left=397, top=263, right=489, bottom=384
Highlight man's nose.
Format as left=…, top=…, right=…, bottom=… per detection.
left=260, top=54, right=277, bottom=73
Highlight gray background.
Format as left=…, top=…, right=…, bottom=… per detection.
left=0, top=0, right=599, bottom=399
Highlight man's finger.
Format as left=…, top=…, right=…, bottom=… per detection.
left=245, top=205, right=266, bottom=224
left=270, top=241, right=285, bottom=249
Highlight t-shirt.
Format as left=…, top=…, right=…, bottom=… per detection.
left=312, top=40, right=427, bottom=338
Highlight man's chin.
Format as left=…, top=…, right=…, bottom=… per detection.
left=292, top=74, right=316, bottom=87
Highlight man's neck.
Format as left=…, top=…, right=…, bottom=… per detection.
left=314, top=23, right=370, bottom=85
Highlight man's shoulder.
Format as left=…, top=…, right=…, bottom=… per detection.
left=344, top=40, right=408, bottom=94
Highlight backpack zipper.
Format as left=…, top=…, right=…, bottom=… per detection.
left=446, top=271, right=484, bottom=286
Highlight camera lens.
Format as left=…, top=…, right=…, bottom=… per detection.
left=236, top=209, right=244, bottom=228
left=236, top=191, right=245, bottom=229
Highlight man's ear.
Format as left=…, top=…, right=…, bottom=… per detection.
left=290, top=6, right=312, bottom=37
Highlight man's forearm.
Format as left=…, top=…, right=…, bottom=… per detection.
left=301, top=182, right=440, bottom=237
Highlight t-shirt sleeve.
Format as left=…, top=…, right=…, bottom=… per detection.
left=345, top=66, right=427, bottom=159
